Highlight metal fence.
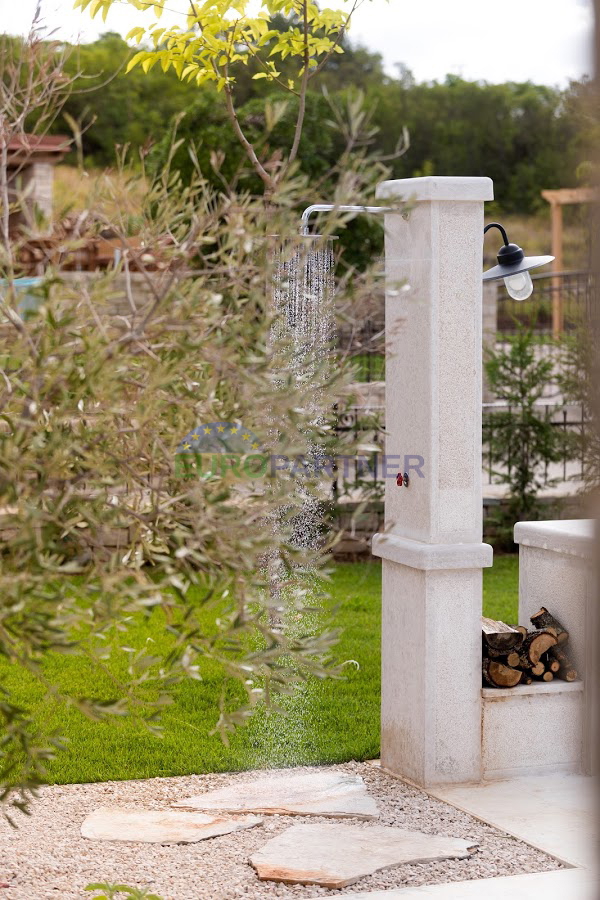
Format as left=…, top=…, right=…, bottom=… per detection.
left=339, top=271, right=597, bottom=382
left=331, top=403, right=588, bottom=497
left=497, top=269, right=596, bottom=336
left=332, top=404, right=384, bottom=499
left=482, top=403, right=586, bottom=485
left=338, top=317, right=384, bottom=383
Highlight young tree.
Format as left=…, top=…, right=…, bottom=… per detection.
left=76, top=0, right=363, bottom=195
left=484, top=325, right=568, bottom=548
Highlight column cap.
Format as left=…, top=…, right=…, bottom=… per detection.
left=376, top=176, right=494, bottom=204
left=372, top=533, right=493, bottom=570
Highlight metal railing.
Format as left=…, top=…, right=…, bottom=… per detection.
left=332, top=405, right=384, bottom=499
left=331, top=403, right=588, bottom=497
left=337, top=317, right=385, bottom=383
left=482, top=403, right=587, bottom=485
left=497, top=270, right=596, bottom=336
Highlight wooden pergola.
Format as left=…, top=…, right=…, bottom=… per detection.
left=541, top=186, right=600, bottom=336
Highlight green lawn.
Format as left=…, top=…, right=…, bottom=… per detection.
left=3, top=556, right=518, bottom=785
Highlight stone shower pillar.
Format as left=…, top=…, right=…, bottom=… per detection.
left=372, top=176, right=494, bottom=786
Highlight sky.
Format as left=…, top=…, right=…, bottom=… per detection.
left=0, top=0, right=595, bottom=86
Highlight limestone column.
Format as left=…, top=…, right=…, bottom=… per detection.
left=482, top=280, right=497, bottom=403
left=372, top=176, right=494, bottom=787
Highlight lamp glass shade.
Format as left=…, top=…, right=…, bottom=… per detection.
left=504, top=270, right=533, bottom=301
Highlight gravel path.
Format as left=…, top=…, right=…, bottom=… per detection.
left=0, top=761, right=562, bottom=900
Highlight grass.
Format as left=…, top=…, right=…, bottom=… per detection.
left=3, top=557, right=518, bottom=785
left=350, top=353, right=385, bottom=382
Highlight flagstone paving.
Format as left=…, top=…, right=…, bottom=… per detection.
left=81, top=807, right=262, bottom=844
left=173, top=770, right=380, bottom=819
left=0, top=762, right=564, bottom=899
left=250, top=822, right=477, bottom=888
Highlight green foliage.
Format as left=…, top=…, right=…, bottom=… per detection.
left=33, top=16, right=588, bottom=212
left=65, top=0, right=593, bottom=207
left=368, top=76, right=581, bottom=214
left=149, top=90, right=344, bottom=190
left=76, top=0, right=358, bottom=192
left=0, top=13, right=401, bottom=814
left=484, top=325, right=567, bottom=548
left=86, top=885, right=163, bottom=900
left=147, top=88, right=385, bottom=268
left=557, top=326, right=600, bottom=489
left=61, top=33, right=199, bottom=167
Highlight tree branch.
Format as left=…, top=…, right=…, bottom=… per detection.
left=287, top=0, right=310, bottom=168
left=309, top=0, right=361, bottom=79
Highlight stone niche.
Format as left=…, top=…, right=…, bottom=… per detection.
left=481, top=519, right=596, bottom=780
left=6, top=134, right=69, bottom=236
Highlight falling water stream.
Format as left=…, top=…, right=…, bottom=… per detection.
left=253, top=235, right=336, bottom=766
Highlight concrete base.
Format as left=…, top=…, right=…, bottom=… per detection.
left=482, top=682, right=584, bottom=779
left=430, top=774, right=598, bottom=871
left=315, top=869, right=598, bottom=899
left=515, top=519, right=597, bottom=775
left=374, top=534, right=493, bottom=786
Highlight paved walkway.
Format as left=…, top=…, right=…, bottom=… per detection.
left=318, top=868, right=597, bottom=899
left=325, top=771, right=599, bottom=900
left=430, top=774, right=598, bottom=870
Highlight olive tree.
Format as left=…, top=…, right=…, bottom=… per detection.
left=0, top=16, right=385, bottom=817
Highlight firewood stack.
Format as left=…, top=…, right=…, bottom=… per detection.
left=482, top=607, right=577, bottom=688
left=18, top=217, right=176, bottom=274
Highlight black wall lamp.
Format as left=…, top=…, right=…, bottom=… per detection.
left=482, top=223, right=554, bottom=301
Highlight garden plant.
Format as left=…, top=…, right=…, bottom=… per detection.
left=0, top=12, right=390, bottom=820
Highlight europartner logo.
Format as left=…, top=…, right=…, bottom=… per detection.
left=174, top=421, right=426, bottom=482
left=175, top=421, right=269, bottom=479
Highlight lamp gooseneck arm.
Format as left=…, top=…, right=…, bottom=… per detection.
left=483, top=222, right=509, bottom=245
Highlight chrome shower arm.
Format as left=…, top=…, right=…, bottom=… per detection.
left=300, top=203, right=392, bottom=235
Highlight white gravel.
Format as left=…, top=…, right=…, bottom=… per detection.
left=0, top=761, right=562, bottom=900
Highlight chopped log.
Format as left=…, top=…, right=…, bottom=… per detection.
left=482, top=616, right=520, bottom=635
left=482, top=658, right=522, bottom=688
left=513, top=653, right=544, bottom=675
left=523, top=630, right=558, bottom=665
left=484, top=634, right=524, bottom=657
left=506, top=651, right=521, bottom=668
left=532, top=669, right=554, bottom=682
left=530, top=608, right=569, bottom=644
left=481, top=617, right=523, bottom=656
left=548, top=646, right=578, bottom=682
left=513, top=625, right=529, bottom=637
left=547, top=658, right=560, bottom=674
left=521, top=675, right=533, bottom=685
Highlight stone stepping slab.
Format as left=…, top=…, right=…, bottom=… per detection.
left=81, top=807, right=263, bottom=844
left=250, top=822, right=478, bottom=889
left=173, top=771, right=379, bottom=819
